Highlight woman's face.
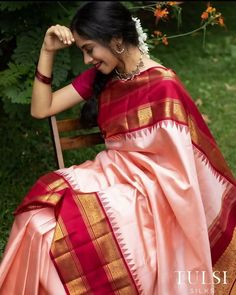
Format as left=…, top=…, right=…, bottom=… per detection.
left=73, top=32, right=119, bottom=74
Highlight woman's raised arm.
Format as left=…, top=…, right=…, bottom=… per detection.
left=31, top=25, right=84, bottom=119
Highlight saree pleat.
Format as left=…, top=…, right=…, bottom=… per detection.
left=0, top=208, right=66, bottom=295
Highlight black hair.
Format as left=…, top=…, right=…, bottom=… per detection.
left=70, top=1, right=139, bottom=128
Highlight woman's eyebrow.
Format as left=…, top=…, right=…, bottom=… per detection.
left=81, top=43, right=93, bottom=50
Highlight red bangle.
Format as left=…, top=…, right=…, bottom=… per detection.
left=35, top=69, right=53, bottom=84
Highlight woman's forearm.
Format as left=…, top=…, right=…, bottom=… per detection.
left=31, top=47, right=56, bottom=119
left=30, top=25, right=75, bottom=118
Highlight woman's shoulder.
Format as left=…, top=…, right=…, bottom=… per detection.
left=141, top=57, right=176, bottom=78
left=71, top=67, right=98, bottom=100
left=142, top=57, right=164, bottom=69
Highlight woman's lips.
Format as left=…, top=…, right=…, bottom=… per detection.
left=95, top=62, right=102, bottom=69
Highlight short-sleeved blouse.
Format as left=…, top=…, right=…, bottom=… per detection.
left=71, top=67, right=97, bottom=100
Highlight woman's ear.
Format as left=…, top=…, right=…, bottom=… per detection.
left=110, top=37, right=123, bottom=47
left=110, top=37, right=124, bottom=54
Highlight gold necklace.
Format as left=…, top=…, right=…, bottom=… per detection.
left=115, top=54, right=144, bottom=81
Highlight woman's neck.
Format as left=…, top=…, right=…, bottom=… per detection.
left=116, top=46, right=144, bottom=74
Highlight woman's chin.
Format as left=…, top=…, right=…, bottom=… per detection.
left=98, top=66, right=112, bottom=75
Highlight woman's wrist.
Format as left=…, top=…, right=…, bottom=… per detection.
left=36, top=45, right=56, bottom=80
left=35, top=68, right=53, bottom=85
left=40, top=44, right=57, bottom=55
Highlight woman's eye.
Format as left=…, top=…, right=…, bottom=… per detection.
left=86, top=48, right=93, bottom=55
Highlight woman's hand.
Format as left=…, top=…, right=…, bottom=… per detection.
left=42, top=24, right=75, bottom=52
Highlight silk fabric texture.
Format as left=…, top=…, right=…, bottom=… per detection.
left=0, top=66, right=235, bottom=295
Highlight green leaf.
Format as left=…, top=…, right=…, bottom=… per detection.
left=53, top=49, right=71, bottom=87
left=13, top=29, right=43, bottom=65
left=230, top=45, right=236, bottom=58
left=0, top=63, right=29, bottom=86
left=0, top=2, right=31, bottom=11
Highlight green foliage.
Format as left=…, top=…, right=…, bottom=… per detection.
left=121, top=1, right=144, bottom=10
left=12, top=29, right=43, bottom=65
left=0, top=1, right=82, bottom=113
left=0, top=62, right=33, bottom=104
left=0, top=1, right=31, bottom=11
left=53, top=49, right=71, bottom=88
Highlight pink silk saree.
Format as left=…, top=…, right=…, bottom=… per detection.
left=0, top=67, right=235, bottom=295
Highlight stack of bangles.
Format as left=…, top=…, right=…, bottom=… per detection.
left=35, top=68, right=53, bottom=85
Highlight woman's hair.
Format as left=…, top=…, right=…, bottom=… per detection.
left=70, top=1, right=139, bottom=128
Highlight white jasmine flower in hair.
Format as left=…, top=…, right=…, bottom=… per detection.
left=132, top=16, right=149, bottom=57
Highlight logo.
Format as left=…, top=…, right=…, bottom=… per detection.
left=174, top=270, right=227, bottom=294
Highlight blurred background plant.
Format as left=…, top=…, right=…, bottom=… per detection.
left=0, top=1, right=235, bottom=258
left=127, top=1, right=227, bottom=48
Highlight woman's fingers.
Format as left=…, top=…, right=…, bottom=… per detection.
left=54, top=25, right=75, bottom=45
left=43, top=24, right=75, bottom=52
left=47, top=25, right=75, bottom=45
left=53, top=26, right=63, bottom=42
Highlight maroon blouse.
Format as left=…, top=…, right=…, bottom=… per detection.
left=71, top=67, right=97, bottom=100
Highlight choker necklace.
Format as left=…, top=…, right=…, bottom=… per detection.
left=115, top=54, right=144, bottom=81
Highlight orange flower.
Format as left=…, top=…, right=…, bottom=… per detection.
left=154, top=8, right=169, bottom=20
left=206, top=6, right=216, bottom=13
left=162, top=36, right=168, bottom=45
left=201, top=11, right=209, bottom=20
left=167, top=1, right=183, bottom=6
left=154, top=30, right=163, bottom=36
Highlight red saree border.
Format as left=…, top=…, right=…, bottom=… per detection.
left=74, top=192, right=139, bottom=294
left=15, top=171, right=139, bottom=294
left=101, top=97, right=235, bottom=187
left=99, top=68, right=213, bottom=139
left=98, top=67, right=235, bottom=185
left=14, top=172, right=68, bottom=215
left=101, top=66, right=174, bottom=106
left=209, top=185, right=236, bottom=265
left=50, top=216, right=91, bottom=294
left=213, top=227, right=236, bottom=294
left=50, top=188, right=139, bottom=294
left=94, top=192, right=141, bottom=294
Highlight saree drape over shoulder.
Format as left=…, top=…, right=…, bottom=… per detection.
left=0, top=67, right=235, bottom=295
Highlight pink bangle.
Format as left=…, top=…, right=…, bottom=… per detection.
left=35, top=69, right=53, bottom=84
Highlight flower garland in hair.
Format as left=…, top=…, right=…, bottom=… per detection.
left=132, top=16, right=150, bottom=57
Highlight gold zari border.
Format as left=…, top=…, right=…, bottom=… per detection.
left=213, top=228, right=236, bottom=295
left=51, top=216, right=91, bottom=294
left=102, top=98, right=234, bottom=185
left=74, top=193, right=138, bottom=294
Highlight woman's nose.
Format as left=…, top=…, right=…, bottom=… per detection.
left=83, top=53, right=93, bottom=65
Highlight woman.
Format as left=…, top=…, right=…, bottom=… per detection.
left=0, top=2, right=235, bottom=294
